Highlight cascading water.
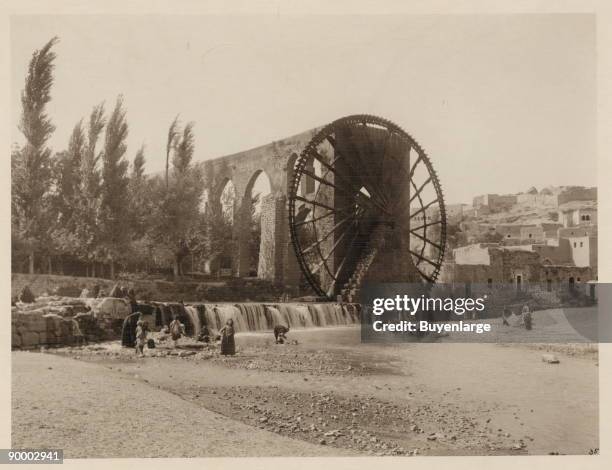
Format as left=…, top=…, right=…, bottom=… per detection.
left=147, top=302, right=360, bottom=336
left=308, top=303, right=358, bottom=326
left=184, top=306, right=201, bottom=335
left=276, top=304, right=314, bottom=328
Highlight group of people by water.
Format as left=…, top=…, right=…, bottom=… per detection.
left=118, top=288, right=293, bottom=357
left=121, top=312, right=240, bottom=357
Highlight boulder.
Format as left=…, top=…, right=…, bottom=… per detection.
left=92, top=297, right=131, bottom=319
left=542, top=354, right=560, bottom=364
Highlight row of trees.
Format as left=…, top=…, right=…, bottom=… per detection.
left=12, top=37, right=251, bottom=280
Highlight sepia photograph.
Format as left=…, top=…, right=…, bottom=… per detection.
left=7, top=9, right=603, bottom=463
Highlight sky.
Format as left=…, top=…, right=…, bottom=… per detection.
left=10, top=14, right=596, bottom=204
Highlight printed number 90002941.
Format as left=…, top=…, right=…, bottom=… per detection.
left=2, top=449, right=63, bottom=464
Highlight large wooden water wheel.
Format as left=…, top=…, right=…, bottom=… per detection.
left=288, top=114, right=446, bottom=300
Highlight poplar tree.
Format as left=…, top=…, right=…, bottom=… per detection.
left=151, top=121, right=204, bottom=279
left=12, top=37, right=59, bottom=273
left=99, top=96, right=129, bottom=278
left=129, top=145, right=148, bottom=238
left=71, top=103, right=106, bottom=276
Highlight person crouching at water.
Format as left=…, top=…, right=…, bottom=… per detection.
left=197, top=324, right=211, bottom=343
left=274, top=325, right=289, bottom=344
left=219, top=319, right=236, bottom=355
left=169, top=315, right=184, bottom=348
left=135, top=318, right=148, bottom=357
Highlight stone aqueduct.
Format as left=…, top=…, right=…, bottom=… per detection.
left=201, top=127, right=318, bottom=289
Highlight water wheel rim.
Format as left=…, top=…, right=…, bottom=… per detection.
left=288, top=114, right=446, bottom=299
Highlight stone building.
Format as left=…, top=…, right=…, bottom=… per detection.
left=557, top=201, right=597, bottom=227
left=472, top=193, right=518, bottom=212
left=540, top=222, right=563, bottom=240
left=556, top=186, right=597, bottom=206
left=558, top=225, right=597, bottom=238
left=519, top=225, right=545, bottom=243
left=452, top=244, right=542, bottom=288
left=452, top=239, right=597, bottom=291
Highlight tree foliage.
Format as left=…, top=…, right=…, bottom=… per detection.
left=12, top=37, right=59, bottom=273
left=99, top=96, right=130, bottom=275
left=149, top=119, right=204, bottom=279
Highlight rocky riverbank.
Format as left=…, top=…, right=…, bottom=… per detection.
left=14, top=326, right=599, bottom=457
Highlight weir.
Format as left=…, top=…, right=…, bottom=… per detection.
left=152, top=302, right=360, bottom=334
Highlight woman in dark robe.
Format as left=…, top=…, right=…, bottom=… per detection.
left=121, top=312, right=141, bottom=347
left=219, top=319, right=235, bottom=355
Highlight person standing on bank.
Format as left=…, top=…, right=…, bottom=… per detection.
left=169, top=315, right=184, bottom=348
left=219, top=319, right=236, bottom=355
left=135, top=318, right=148, bottom=357
left=522, top=304, right=532, bottom=330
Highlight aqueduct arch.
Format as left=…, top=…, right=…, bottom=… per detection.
left=201, top=128, right=319, bottom=287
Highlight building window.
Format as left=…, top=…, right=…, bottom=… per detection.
left=573, top=242, right=577, bottom=248
left=487, top=278, right=493, bottom=288
left=528, top=233, right=532, bottom=238
left=580, top=242, right=583, bottom=247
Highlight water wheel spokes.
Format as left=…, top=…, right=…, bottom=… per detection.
left=289, top=114, right=446, bottom=300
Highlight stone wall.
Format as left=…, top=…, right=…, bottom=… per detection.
left=557, top=187, right=597, bottom=205
left=12, top=273, right=286, bottom=303
left=472, top=194, right=518, bottom=212
left=257, top=194, right=287, bottom=283
left=11, top=296, right=130, bottom=350
left=516, top=193, right=557, bottom=206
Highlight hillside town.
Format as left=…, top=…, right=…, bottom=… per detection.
left=435, top=186, right=597, bottom=299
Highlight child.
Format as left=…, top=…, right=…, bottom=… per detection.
left=135, top=319, right=148, bottom=357
left=169, top=315, right=184, bottom=348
